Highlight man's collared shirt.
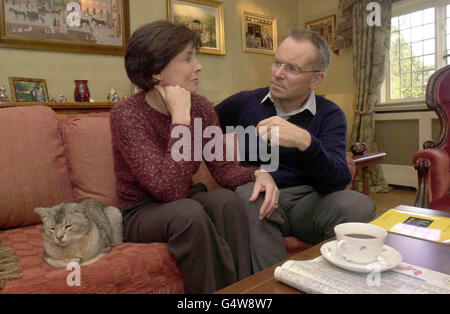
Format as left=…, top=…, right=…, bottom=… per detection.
left=261, top=90, right=317, bottom=120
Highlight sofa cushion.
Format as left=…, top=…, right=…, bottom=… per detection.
left=0, top=106, right=74, bottom=229
left=0, top=225, right=183, bottom=293
left=62, top=117, right=119, bottom=206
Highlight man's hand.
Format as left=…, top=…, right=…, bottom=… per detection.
left=256, top=116, right=312, bottom=151
left=249, top=170, right=280, bottom=220
left=155, top=85, right=191, bottom=126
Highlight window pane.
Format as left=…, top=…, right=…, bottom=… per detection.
left=399, top=14, right=411, bottom=30
left=391, top=60, right=400, bottom=76
left=447, top=34, right=450, bottom=50
left=392, top=16, right=399, bottom=31
left=391, top=31, right=399, bottom=48
left=391, top=76, right=401, bottom=99
left=401, top=59, right=411, bottom=73
left=423, top=70, right=435, bottom=84
left=422, top=23, right=435, bottom=39
left=447, top=18, right=450, bottom=34
left=447, top=5, right=450, bottom=19
left=423, top=39, right=435, bottom=54
left=411, top=56, right=423, bottom=71
left=400, top=43, right=411, bottom=58
left=402, top=87, right=412, bottom=98
left=412, top=71, right=423, bottom=86
left=401, top=73, right=411, bottom=88
left=411, top=11, right=423, bottom=27
left=411, top=41, right=423, bottom=57
left=423, top=54, right=435, bottom=70
left=412, top=86, right=423, bottom=98
left=400, top=28, right=411, bottom=43
left=411, top=26, right=423, bottom=41
left=423, top=8, right=435, bottom=24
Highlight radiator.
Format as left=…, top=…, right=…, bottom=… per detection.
left=374, top=111, right=439, bottom=188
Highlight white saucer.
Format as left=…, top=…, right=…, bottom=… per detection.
left=320, top=240, right=402, bottom=273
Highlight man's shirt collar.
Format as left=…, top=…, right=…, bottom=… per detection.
left=261, top=90, right=316, bottom=119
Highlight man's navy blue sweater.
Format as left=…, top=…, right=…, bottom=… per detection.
left=215, top=87, right=351, bottom=195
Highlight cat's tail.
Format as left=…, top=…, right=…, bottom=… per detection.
left=104, top=206, right=123, bottom=245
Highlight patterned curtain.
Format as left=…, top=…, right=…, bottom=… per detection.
left=336, top=0, right=393, bottom=193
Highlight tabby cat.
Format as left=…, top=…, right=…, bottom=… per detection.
left=34, top=198, right=123, bottom=268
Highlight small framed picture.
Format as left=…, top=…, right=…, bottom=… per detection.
left=242, top=11, right=277, bottom=55
left=167, top=0, right=226, bottom=56
left=9, top=77, right=49, bottom=102
left=305, top=15, right=336, bottom=48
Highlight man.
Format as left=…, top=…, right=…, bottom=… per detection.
left=215, top=29, right=376, bottom=273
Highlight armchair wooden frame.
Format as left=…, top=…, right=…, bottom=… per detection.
left=413, top=65, right=450, bottom=209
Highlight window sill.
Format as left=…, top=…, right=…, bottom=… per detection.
left=375, top=100, right=428, bottom=112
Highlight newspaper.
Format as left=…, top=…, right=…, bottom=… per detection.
left=274, top=256, right=450, bottom=294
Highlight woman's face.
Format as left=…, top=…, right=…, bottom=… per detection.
left=154, top=42, right=203, bottom=94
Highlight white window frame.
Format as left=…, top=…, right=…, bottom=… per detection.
left=378, top=0, right=450, bottom=112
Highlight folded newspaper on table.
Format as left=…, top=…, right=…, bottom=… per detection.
left=274, top=256, right=450, bottom=294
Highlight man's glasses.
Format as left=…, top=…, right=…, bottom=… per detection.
left=273, top=58, right=321, bottom=75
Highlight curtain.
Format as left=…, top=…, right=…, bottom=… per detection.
left=336, top=0, right=393, bottom=193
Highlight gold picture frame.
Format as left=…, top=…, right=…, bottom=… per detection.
left=0, top=0, right=130, bottom=56
left=9, top=77, right=49, bottom=102
left=242, top=11, right=277, bottom=55
left=305, top=15, right=336, bottom=49
left=167, top=0, right=225, bottom=56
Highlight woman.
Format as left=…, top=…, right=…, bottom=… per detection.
left=110, top=21, right=279, bottom=293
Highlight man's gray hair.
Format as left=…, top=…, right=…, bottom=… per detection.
left=282, top=29, right=331, bottom=72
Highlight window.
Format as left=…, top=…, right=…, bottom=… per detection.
left=390, top=8, right=435, bottom=100
left=381, top=1, right=450, bottom=107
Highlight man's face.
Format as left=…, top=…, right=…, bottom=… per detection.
left=269, top=37, right=324, bottom=105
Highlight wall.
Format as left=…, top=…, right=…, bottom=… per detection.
left=298, top=0, right=355, bottom=137
left=0, top=0, right=298, bottom=105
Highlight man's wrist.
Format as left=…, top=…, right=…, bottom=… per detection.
left=252, top=169, right=261, bottom=181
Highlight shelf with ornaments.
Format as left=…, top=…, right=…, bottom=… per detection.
left=0, top=101, right=115, bottom=114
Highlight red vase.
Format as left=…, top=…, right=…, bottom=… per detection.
left=74, top=80, right=90, bottom=102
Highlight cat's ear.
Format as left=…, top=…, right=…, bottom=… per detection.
left=34, top=207, right=50, bottom=218
left=74, top=199, right=91, bottom=215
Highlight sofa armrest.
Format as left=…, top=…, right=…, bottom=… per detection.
left=413, top=148, right=450, bottom=208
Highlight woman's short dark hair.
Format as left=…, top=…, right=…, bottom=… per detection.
left=125, top=21, right=202, bottom=91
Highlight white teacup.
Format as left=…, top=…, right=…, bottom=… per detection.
left=334, top=223, right=387, bottom=264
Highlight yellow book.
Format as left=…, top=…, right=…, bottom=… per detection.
left=370, top=208, right=450, bottom=244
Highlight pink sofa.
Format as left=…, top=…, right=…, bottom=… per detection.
left=1, top=105, right=335, bottom=293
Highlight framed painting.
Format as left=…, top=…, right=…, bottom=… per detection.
left=305, top=15, right=336, bottom=49
left=0, top=0, right=130, bottom=55
left=9, top=77, right=49, bottom=102
left=242, top=11, right=277, bottom=55
left=167, top=0, right=225, bottom=55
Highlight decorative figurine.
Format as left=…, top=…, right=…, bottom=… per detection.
left=351, top=142, right=367, bottom=156
left=107, top=88, right=120, bottom=102
left=0, top=84, right=10, bottom=103
left=58, top=92, right=67, bottom=103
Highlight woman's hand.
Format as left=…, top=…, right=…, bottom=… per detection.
left=249, top=170, right=280, bottom=220
left=155, top=85, right=191, bottom=126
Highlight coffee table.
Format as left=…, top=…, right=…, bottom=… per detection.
left=216, top=205, right=449, bottom=294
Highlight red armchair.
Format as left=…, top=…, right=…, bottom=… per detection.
left=413, top=65, right=450, bottom=212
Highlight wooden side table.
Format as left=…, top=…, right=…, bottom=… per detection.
left=347, top=151, right=386, bottom=195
